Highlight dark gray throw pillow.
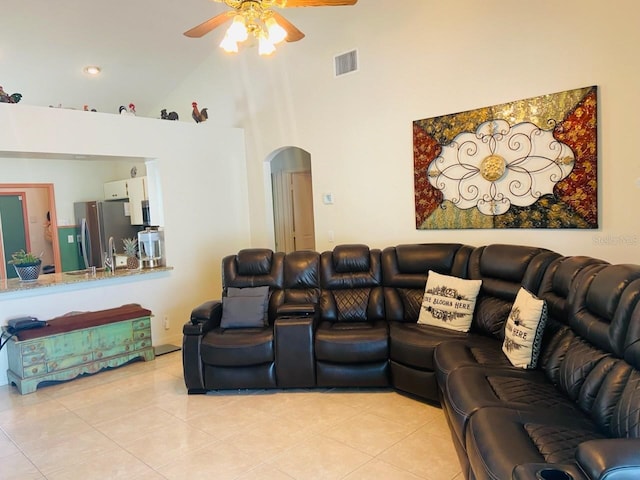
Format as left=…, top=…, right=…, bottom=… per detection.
left=227, top=286, right=270, bottom=298
left=224, top=286, right=270, bottom=326
left=220, top=296, right=266, bottom=328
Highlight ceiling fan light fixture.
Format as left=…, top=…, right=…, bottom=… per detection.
left=227, top=15, right=249, bottom=42
left=265, top=17, right=287, bottom=44
left=185, top=0, right=358, bottom=56
left=220, top=34, right=239, bottom=53
left=258, top=34, right=276, bottom=56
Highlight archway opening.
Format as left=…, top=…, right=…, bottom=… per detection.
left=269, top=147, right=315, bottom=252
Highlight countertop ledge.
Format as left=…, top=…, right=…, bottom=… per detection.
left=0, top=267, right=173, bottom=296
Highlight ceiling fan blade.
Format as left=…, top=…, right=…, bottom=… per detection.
left=183, top=12, right=233, bottom=38
left=272, top=12, right=305, bottom=42
left=282, top=0, right=357, bottom=6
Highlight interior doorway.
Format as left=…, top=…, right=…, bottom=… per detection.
left=271, top=147, right=315, bottom=252
left=0, top=184, right=60, bottom=279
left=0, top=194, right=29, bottom=279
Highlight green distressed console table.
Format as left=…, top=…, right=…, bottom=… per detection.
left=3, top=304, right=155, bottom=394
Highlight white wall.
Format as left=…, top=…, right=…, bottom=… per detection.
left=161, top=0, right=640, bottom=264
left=0, top=104, right=251, bottom=384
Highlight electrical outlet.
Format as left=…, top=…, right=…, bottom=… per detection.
left=163, top=316, right=170, bottom=330
left=67, top=235, right=74, bottom=243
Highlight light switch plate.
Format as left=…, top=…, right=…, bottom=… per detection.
left=322, top=193, right=334, bottom=205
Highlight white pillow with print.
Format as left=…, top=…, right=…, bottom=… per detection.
left=502, top=287, right=548, bottom=369
left=417, top=271, right=482, bottom=332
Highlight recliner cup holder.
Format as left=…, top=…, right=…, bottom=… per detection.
left=536, top=469, right=573, bottom=480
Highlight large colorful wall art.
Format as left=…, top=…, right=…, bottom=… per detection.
left=413, top=86, right=597, bottom=229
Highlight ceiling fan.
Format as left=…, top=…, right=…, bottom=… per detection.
left=184, top=0, right=358, bottom=55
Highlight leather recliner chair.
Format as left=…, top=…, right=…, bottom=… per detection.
left=435, top=256, right=609, bottom=477
left=314, top=244, right=389, bottom=387
left=183, top=248, right=284, bottom=392
left=444, top=263, right=640, bottom=480
left=433, top=255, right=608, bottom=390
left=383, top=243, right=473, bottom=402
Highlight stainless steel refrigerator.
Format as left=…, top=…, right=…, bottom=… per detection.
left=74, top=201, right=140, bottom=269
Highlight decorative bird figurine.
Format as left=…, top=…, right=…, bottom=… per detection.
left=0, top=86, right=22, bottom=103
left=160, top=109, right=179, bottom=121
left=119, top=103, right=136, bottom=115
left=192, top=102, right=208, bottom=123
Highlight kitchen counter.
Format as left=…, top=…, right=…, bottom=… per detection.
left=0, top=266, right=173, bottom=296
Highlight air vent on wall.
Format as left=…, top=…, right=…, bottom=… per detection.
left=334, top=49, right=358, bottom=77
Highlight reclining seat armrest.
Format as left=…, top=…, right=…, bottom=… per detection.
left=275, top=250, right=321, bottom=388
left=276, top=303, right=316, bottom=318
left=512, top=463, right=588, bottom=480
left=187, top=300, right=222, bottom=333
left=182, top=300, right=222, bottom=394
left=575, top=439, right=640, bottom=480
left=275, top=311, right=317, bottom=388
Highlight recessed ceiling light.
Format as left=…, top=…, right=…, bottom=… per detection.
left=83, top=66, right=101, bottom=76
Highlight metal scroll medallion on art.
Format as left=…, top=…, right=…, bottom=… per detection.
left=413, top=86, right=598, bottom=229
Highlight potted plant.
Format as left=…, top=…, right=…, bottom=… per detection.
left=9, top=249, right=42, bottom=282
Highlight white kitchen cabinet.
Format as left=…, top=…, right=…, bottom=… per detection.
left=104, top=176, right=147, bottom=225
left=103, top=179, right=129, bottom=200
left=127, top=176, right=147, bottom=225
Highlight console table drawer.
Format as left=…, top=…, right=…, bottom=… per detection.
left=23, top=353, right=46, bottom=367
left=97, top=343, right=135, bottom=359
left=132, top=318, right=151, bottom=331
left=47, top=331, right=92, bottom=357
left=93, top=322, right=137, bottom=349
left=48, top=353, right=94, bottom=372
left=20, top=342, right=45, bottom=356
left=23, top=364, right=47, bottom=378
left=133, top=329, right=151, bottom=341
left=135, top=339, right=151, bottom=350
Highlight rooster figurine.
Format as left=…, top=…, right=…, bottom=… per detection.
left=192, top=102, right=208, bottom=123
left=0, top=86, right=22, bottom=103
left=160, top=109, right=179, bottom=121
left=119, top=103, right=136, bottom=115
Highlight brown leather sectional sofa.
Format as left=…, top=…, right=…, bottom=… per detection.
left=182, top=243, right=640, bottom=480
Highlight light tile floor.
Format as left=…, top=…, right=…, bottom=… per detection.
left=0, top=352, right=462, bottom=480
